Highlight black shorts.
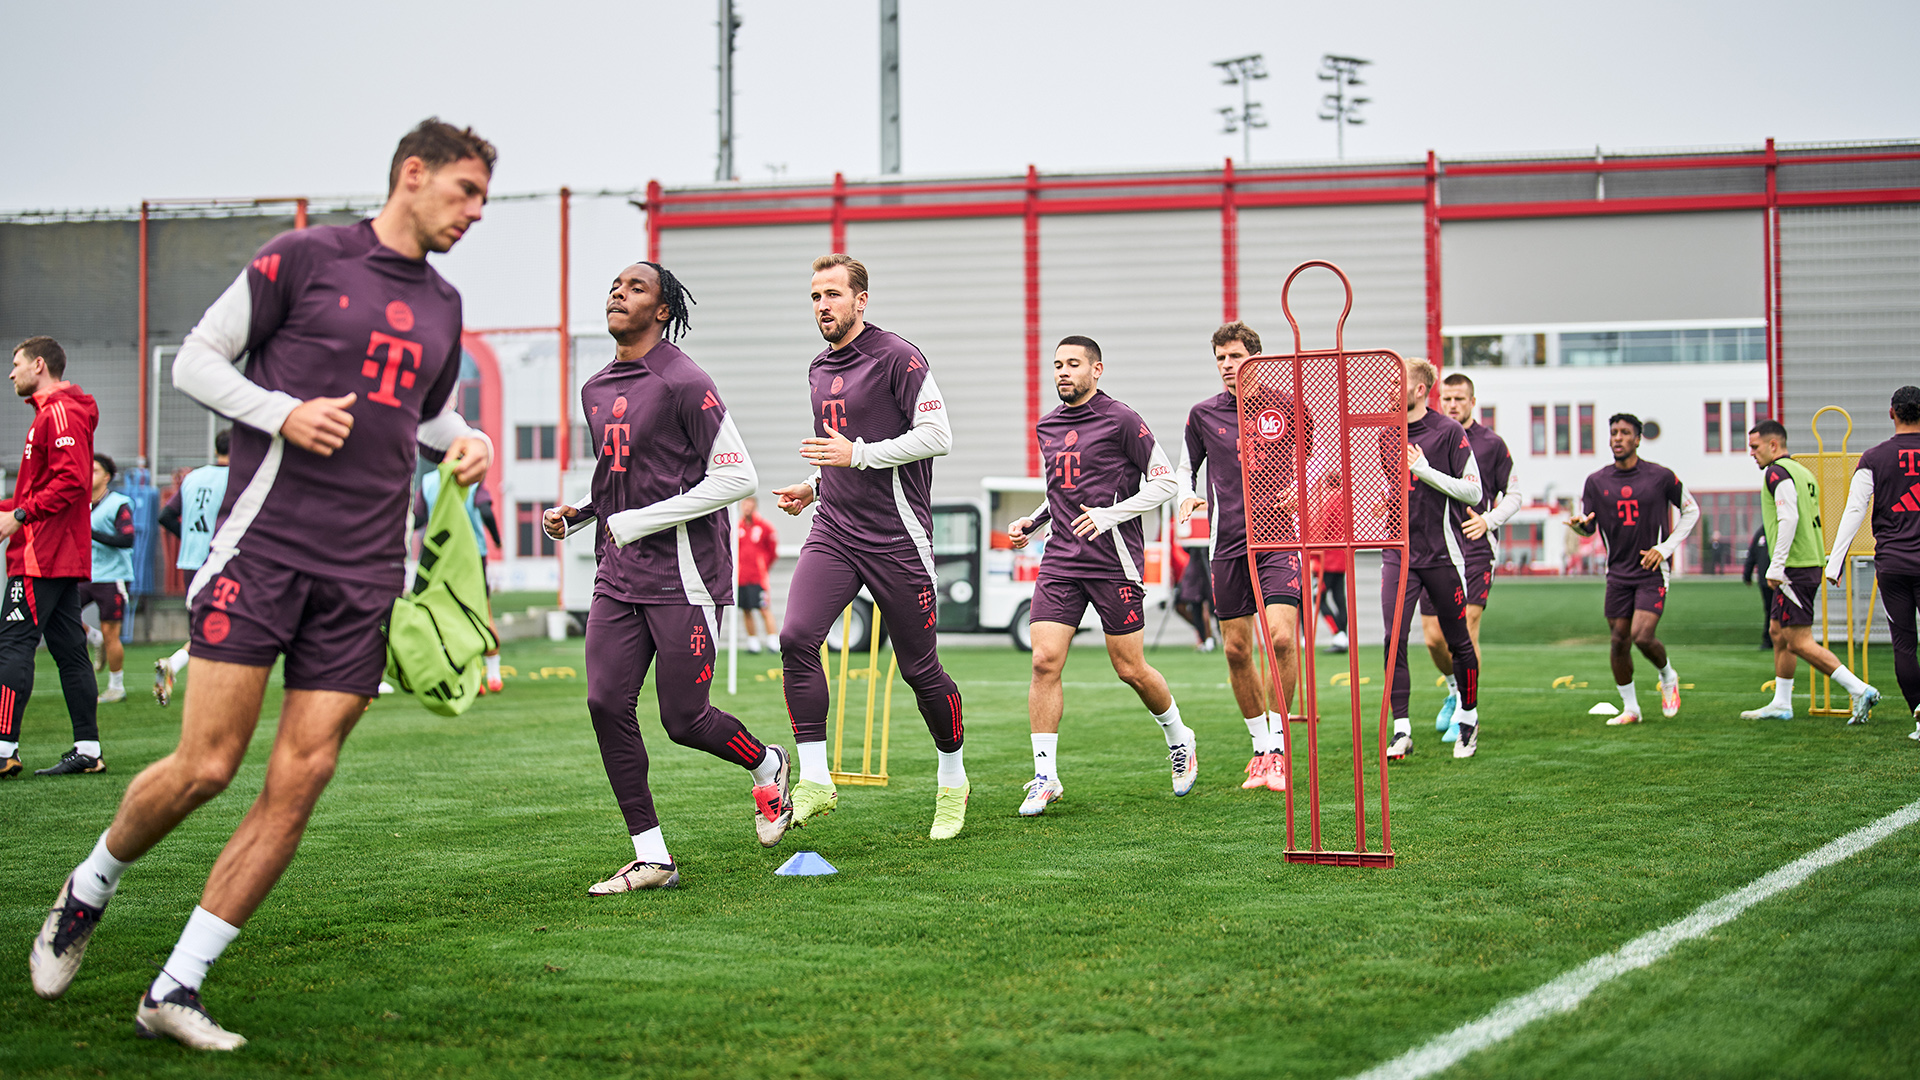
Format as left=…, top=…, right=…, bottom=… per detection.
left=739, top=583, right=766, bottom=611
left=1421, top=554, right=1492, bottom=615
left=80, top=580, right=128, bottom=623
left=1770, top=566, right=1823, bottom=627
left=189, top=551, right=393, bottom=696
left=1210, top=550, right=1302, bottom=621
left=1604, top=577, right=1668, bottom=620
left=1030, top=576, right=1145, bottom=636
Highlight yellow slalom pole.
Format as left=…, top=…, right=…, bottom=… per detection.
left=832, top=603, right=852, bottom=774
left=880, top=653, right=897, bottom=782
left=861, top=608, right=883, bottom=776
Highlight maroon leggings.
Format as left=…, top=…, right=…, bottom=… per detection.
left=779, top=532, right=963, bottom=753
left=585, top=596, right=767, bottom=835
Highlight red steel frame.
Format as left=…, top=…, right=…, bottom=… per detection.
left=1241, top=261, right=1409, bottom=868
left=641, top=143, right=1920, bottom=436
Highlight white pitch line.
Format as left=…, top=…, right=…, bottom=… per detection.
left=1348, top=797, right=1920, bottom=1080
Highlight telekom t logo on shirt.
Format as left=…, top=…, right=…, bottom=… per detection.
left=1617, top=485, right=1641, bottom=526
left=362, top=331, right=422, bottom=407
left=1899, top=449, right=1920, bottom=476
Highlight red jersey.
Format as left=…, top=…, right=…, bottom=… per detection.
left=1, top=381, right=98, bottom=579
left=737, top=512, right=779, bottom=588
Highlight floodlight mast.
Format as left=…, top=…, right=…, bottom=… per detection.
left=1213, top=54, right=1269, bottom=165
left=1317, top=54, right=1372, bottom=159
left=716, top=0, right=742, bottom=182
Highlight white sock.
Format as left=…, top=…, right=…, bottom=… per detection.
left=1031, top=732, right=1059, bottom=778
left=797, top=740, right=831, bottom=785
left=1265, top=710, right=1289, bottom=754
left=631, top=826, right=671, bottom=865
left=1771, top=677, right=1795, bottom=710
left=108, top=670, right=124, bottom=692
left=1393, top=717, right=1411, bottom=737
left=1831, top=665, right=1869, bottom=695
left=747, top=638, right=763, bottom=653
left=1243, top=715, right=1268, bottom=752
left=75, top=740, right=101, bottom=759
left=0, top=740, right=15, bottom=758
left=1153, top=701, right=1192, bottom=748
left=169, top=647, right=191, bottom=674
left=1455, top=706, right=1479, bottom=729
left=1659, top=663, right=1678, bottom=686
left=1445, top=674, right=1459, bottom=696
left=485, top=654, right=501, bottom=679
left=1619, top=682, right=1641, bottom=715
left=748, top=745, right=781, bottom=786
left=151, top=906, right=240, bottom=998
left=71, top=830, right=132, bottom=908
left=936, top=747, right=967, bottom=788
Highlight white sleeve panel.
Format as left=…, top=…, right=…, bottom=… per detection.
left=1654, top=490, right=1702, bottom=559
left=1177, top=441, right=1201, bottom=506
left=171, top=271, right=302, bottom=435
left=1766, top=480, right=1797, bottom=580
left=1825, top=470, right=1875, bottom=579
left=852, top=373, right=952, bottom=469
left=1084, top=442, right=1180, bottom=536
left=605, top=412, right=758, bottom=546
left=1484, top=461, right=1523, bottom=529
left=1412, top=450, right=1482, bottom=505
left=417, top=396, right=488, bottom=454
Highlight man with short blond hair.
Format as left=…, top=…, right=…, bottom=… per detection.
left=1425, top=371, right=1518, bottom=742
left=1382, top=358, right=1485, bottom=759
left=772, top=254, right=969, bottom=839
left=31, top=118, right=496, bottom=1051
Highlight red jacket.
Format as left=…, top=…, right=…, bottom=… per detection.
left=2, top=382, right=99, bottom=579
left=736, top=512, right=779, bottom=588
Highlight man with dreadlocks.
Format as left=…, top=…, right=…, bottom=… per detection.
left=772, top=253, right=968, bottom=840
left=545, top=261, right=793, bottom=894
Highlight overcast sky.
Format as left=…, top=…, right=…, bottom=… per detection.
left=6, top=0, right=1917, bottom=209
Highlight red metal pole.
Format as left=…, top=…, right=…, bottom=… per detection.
left=295, top=198, right=308, bottom=230
left=1425, top=150, right=1443, bottom=372
left=646, top=180, right=662, bottom=263
left=831, top=172, right=847, bottom=253
left=557, top=187, right=571, bottom=607
left=1024, top=165, right=1041, bottom=478
left=138, top=201, right=150, bottom=467
left=1765, top=138, right=1782, bottom=418
left=1221, top=158, right=1238, bottom=322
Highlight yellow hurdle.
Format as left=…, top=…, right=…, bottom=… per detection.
left=1807, top=406, right=1878, bottom=717
left=830, top=602, right=893, bottom=786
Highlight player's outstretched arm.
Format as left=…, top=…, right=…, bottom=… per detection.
left=1824, top=469, right=1874, bottom=582
left=605, top=413, right=757, bottom=546
left=773, top=473, right=820, bottom=515
left=1482, top=461, right=1523, bottom=531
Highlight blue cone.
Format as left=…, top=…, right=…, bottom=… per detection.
left=775, top=851, right=838, bottom=876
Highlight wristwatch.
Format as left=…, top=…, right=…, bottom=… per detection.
left=10, top=509, right=22, bottom=523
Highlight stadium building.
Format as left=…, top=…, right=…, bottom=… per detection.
left=1, top=140, right=1915, bottom=607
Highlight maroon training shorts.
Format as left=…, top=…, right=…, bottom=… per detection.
left=1030, top=576, right=1146, bottom=636
left=1603, top=576, right=1668, bottom=620
left=80, top=580, right=127, bottom=623
left=190, top=551, right=392, bottom=696
left=1210, top=550, right=1302, bottom=621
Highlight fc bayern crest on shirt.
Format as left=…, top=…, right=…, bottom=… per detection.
left=830, top=375, right=844, bottom=395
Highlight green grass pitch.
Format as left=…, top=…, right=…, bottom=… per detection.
left=2, top=579, right=1916, bottom=1078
